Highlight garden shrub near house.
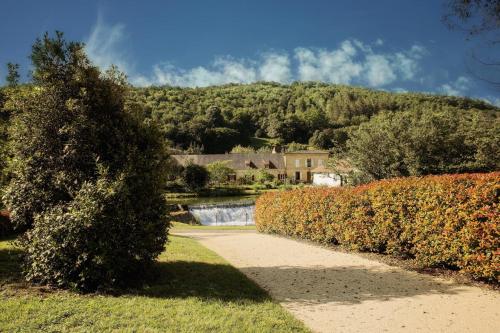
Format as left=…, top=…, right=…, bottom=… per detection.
left=256, top=172, right=499, bottom=282
left=182, top=162, right=209, bottom=192
left=207, top=160, right=234, bottom=186
left=3, top=32, right=169, bottom=291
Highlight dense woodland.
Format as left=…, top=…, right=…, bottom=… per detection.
left=127, top=83, right=498, bottom=151
left=1, top=82, right=500, bottom=187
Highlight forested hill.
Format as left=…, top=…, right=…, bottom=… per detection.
left=127, top=82, right=499, bottom=153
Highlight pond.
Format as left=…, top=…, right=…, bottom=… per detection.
left=168, top=195, right=258, bottom=206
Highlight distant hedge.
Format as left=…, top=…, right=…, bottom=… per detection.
left=255, top=173, right=499, bottom=282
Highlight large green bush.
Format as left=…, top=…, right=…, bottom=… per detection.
left=347, top=109, right=500, bottom=179
left=256, top=172, right=500, bottom=282
left=182, top=162, right=209, bottom=192
left=3, top=32, right=169, bottom=291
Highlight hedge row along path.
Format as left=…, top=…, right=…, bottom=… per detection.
left=174, top=229, right=500, bottom=333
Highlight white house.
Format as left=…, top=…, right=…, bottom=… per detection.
left=311, top=165, right=343, bottom=187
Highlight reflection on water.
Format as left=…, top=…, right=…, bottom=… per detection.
left=169, top=195, right=258, bottom=206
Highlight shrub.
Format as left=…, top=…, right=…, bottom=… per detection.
left=207, top=160, right=234, bottom=185
left=256, top=172, right=500, bottom=282
left=231, top=145, right=255, bottom=153
left=3, top=32, right=169, bottom=291
left=256, top=170, right=274, bottom=184
left=182, top=162, right=209, bottom=192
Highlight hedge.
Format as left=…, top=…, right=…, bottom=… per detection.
left=255, top=173, right=499, bottom=282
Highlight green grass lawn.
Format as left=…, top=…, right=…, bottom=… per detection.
left=248, top=136, right=281, bottom=150
left=0, top=235, right=308, bottom=333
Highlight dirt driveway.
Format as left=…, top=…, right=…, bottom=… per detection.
left=174, top=229, right=499, bottom=333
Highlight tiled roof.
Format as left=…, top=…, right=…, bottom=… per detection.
left=285, top=150, right=330, bottom=154
left=172, top=153, right=286, bottom=170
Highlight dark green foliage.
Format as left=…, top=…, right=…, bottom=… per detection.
left=182, top=162, right=209, bottom=192
left=204, top=127, right=241, bottom=153
left=0, top=90, right=8, bottom=199
left=6, top=63, right=20, bottom=87
left=3, top=32, right=169, bottom=291
left=207, top=160, right=234, bottom=185
left=347, top=108, right=500, bottom=179
left=127, top=82, right=498, bottom=153
left=256, top=170, right=274, bottom=184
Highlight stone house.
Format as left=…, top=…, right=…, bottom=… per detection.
left=172, top=150, right=344, bottom=185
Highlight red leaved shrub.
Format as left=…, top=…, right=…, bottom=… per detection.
left=255, top=173, right=499, bottom=282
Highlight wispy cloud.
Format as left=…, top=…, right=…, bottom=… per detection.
left=295, top=40, right=426, bottom=87
left=481, top=95, right=500, bottom=107
left=84, top=18, right=429, bottom=88
left=136, top=40, right=427, bottom=88
left=439, top=76, right=472, bottom=96
left=85, top=15, right=131, bottom=74
left=82, top=16, right=499, bottom=107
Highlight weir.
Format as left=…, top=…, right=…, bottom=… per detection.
left=188, top=201, right=255, bottom=226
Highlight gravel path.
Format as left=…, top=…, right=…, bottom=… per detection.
left=174, top=230, right=500, bottom=333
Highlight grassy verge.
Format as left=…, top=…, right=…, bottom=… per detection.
left=0, top=235, right=307, bottom=332
left=171, top=222, right=256, bottom=231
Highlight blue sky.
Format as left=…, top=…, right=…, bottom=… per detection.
left=0, top=0, right=498, bottom=104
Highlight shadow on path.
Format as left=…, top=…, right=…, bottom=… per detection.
left=239, top=264, right=465, bottom=305
left=135, top=260, right=270, bottom=302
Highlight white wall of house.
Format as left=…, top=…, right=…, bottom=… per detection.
left=312, top=173, right=342, bottom=187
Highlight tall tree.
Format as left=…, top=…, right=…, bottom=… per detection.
left=443, top=0, right=500, bottom=86
left=6, top=63, right=20, bottom=86
left=3, top=32, right=169, bottom=291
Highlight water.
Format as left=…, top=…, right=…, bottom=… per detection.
left=169, top=195, right=257, bottom=206
left=188, top=201, right=255, bottom=226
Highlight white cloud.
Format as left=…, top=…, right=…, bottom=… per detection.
left=295, top=41, right=364, bottom=84
left=480, top=96, right=500, bottom=107
left=85, top=15, right=130, bottom=73
left=364, top=54, right=396, bottom=86
left=146, top=55, right=290, bottom=87
left=83, top=18, right=428, bottom=88
left=295, top=40, right=426, bottom=87
left=440, top=76, right=472, bottom=96
left=259, top=53, right=292, bottom=83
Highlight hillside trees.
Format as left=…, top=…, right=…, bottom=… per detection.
left=127, top=82, right=498, bottom=154
left=347, top=107, right=500, bottom=179
left=3, top=32, right=169, bottom=291
left=6, top=63, right=20, bottom=87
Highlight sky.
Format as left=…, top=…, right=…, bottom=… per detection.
left=0, top=0, right=498, bottom=105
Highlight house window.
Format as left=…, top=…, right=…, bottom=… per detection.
left=295, top=171, right=301, bottom=180
left=295, top=159, right=300, bottom=167
left=278, top=174, right=287, bottom=181
left=306, top=158, right=312, bottom=168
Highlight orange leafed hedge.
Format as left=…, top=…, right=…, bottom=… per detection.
left=255, top=173, right=499, bottom=282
